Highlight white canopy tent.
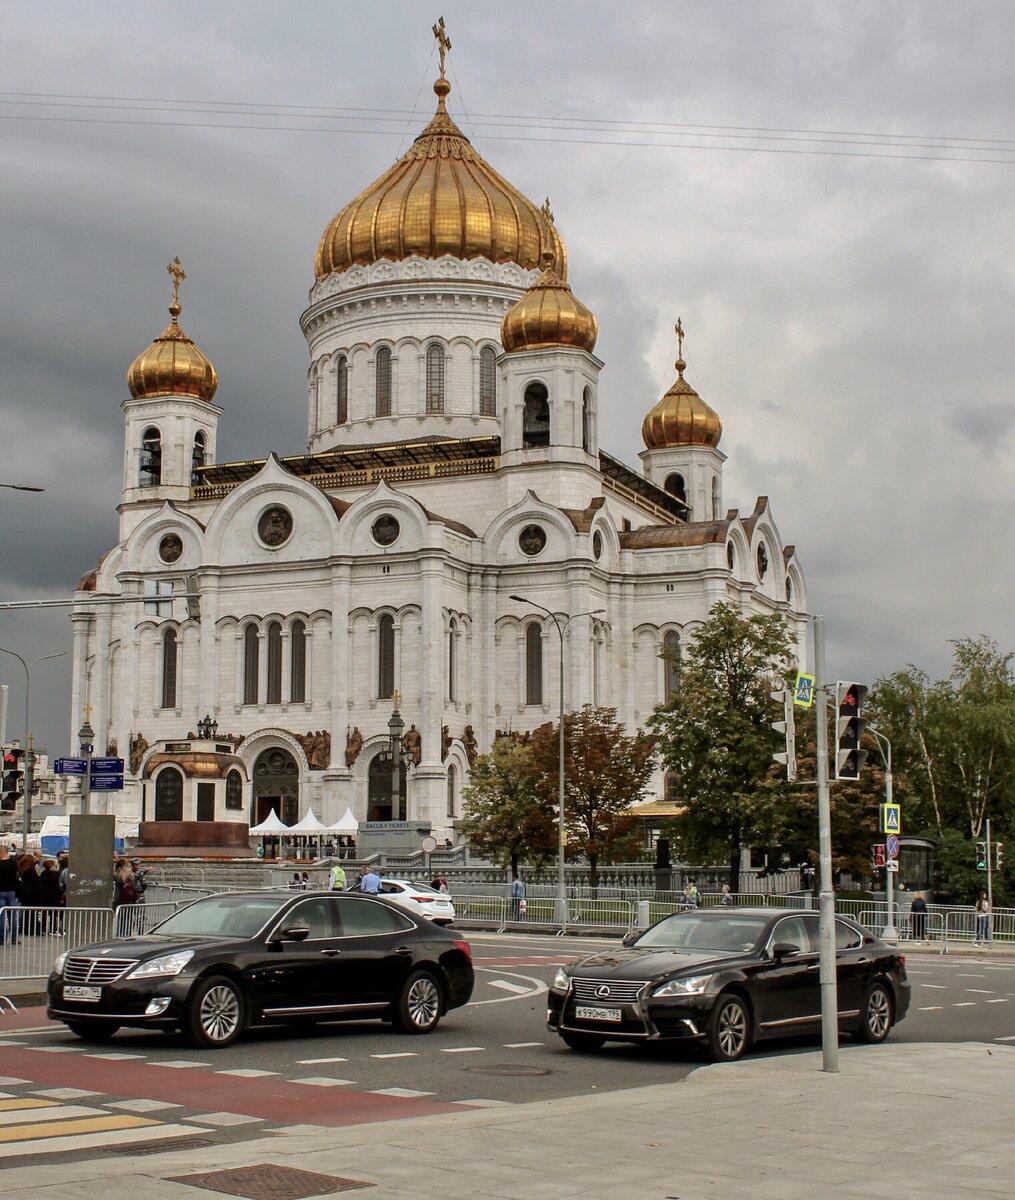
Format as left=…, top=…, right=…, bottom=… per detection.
left=248, top=810, right=289, bottom=835
left=288, top=809, right=327, bottom=833
left=328, top=808, right=359, bottom=835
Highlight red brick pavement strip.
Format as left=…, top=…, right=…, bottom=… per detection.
left=0, top=1035, right=474, bottom=1127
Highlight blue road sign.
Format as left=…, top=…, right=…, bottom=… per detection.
left=881, top=803, right=902, bottom=835
left=90, top=757, right=124, bottom=774
left=886, top=834, right=900, bottom=859
left=89, top=775, right=124, bottom=791
left=54, top=758, right=87, bottom=775
left=793, top=672, right=815, bottom=709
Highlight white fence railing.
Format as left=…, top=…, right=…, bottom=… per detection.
left=0, top=907, right=114, bottom=980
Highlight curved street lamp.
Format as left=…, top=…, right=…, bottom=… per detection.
left=510, top=595, right=605, bottom=923
left=0, top=484, right=44, bottom=493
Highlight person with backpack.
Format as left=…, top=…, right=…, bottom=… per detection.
left=113, top=858, right=139, bottom=908
left=130, top=858, right=148, bottom=903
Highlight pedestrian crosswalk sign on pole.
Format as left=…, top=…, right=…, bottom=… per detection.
left=793, top=672, right=815, bottom=708
left=881, top=803, right=901, bottom=835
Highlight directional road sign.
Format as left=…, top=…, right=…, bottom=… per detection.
left=793, top=672, right=815, bottom=709
left=54, top=758, right=87, bottom=775
left=89, top=774, right=124, bottom=792
left=886, top=860, right=899, bottom=872
left=90, top=757, right=124, bottom=775
left=881, top=803, right=901, bottom=835
left=886, top=834, right=900, bottom=859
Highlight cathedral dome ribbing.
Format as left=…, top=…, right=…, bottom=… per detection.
left=501, top=253, right=598, bottom=353
left=127, top=259, right=218, bottom=403
left=314, top=75, right=565, bottom=280
left=641, top=323, right=721, bottom=449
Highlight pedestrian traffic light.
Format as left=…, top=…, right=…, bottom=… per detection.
left=976, top=841, right=987, bottom=870
left=835, top=681, right=868, bottom=780
left=872, top=844, right=886, bottom=869
left=1, top=746, right=25, bottom=811
left=997, top=843, right=1004, bottom=869
left=770, top=688, right=797, bottom=781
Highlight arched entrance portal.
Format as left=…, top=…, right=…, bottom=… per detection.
left=367, top=753, right=406, bottom=822
left=252, top=747, right=299, bottom=826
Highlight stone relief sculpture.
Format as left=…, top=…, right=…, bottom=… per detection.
left=345, top=726, right=364, bottom=767
left=441, top=724, right=452, bottom=761
left=462, top=724, right=478, bottom=765
left=129, top=732, right=148, bottom=775
left=402, top=724, right=422, bottom=766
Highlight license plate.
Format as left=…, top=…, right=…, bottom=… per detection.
left=64, top=985, right=101, bottom=1002
left=575, top=1004, right=622, bottom=1022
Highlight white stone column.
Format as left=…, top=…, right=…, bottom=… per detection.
left=413, top=551, right=446, bottom=828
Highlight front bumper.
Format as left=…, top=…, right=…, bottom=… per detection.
left=48, top=974, right=192, bottom=1028
left=547, top=986, right=713, bottom=1042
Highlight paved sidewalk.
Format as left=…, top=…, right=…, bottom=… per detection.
left=13, top=1041, right=1015, bottom=1198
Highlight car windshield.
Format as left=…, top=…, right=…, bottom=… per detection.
left=634, top=913, right=768, bottom=954
left=151, top=894, right=290, bottom=939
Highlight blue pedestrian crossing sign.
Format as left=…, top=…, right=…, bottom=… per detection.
left=793, top=672, right=815, bottom=709
left=881, top=803, right=902, bottom=835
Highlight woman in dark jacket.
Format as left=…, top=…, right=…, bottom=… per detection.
left=40, top=859, right=63, bottom=932
left=17, top=854, right=42, bottom=934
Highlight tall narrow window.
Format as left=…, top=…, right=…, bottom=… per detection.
left=225, top=769, right=243, bottom=811
left=140, top=427, right=162, bottom=487
left=711, top=477, right=719, bottom=520
left=266, top=621, right=282, bottom=704
left=582, top=386, right=592, bottom=452
left=525, top=622, right=543, bottom=705
left=448, top=618, right=457, bottom=702
left=593, top=626, right=603, bottom=704
left=243, top=623, right=259, bottom=705
left=447, top=764, right=457, bottom=818
left=191, top=431, right=206, bottom=484
left=161, top=627, right=178, bottom=709
left=336, top=355, right=348, bottom=425
left=378, top=613, right=394, bottom=699
left=664, top=473, right=687, bottom=506
left=375, top=346, right=392, bottom=417
left=426, top=344, right=445, bottom=414
left=663, top=630, right=681, bottom=700
left=154, top=768, right=184, bottom=821
left=290, top=620, right=306, bottom=703
left=479, top=346, right=497, bottom=415
left=523, top=382, right=550, bottom=448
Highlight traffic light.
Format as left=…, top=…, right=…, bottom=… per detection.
left=835, top=681, right=868, bottom=780
left=997, top=843, right=1004, bottom=869
left=1, top=746, right=25, bottom=812
left=976, top=841, right=987, bottom=870
left=770, top=689, right=797, bottom=781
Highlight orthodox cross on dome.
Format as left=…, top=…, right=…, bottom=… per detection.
left=541, top=196, right=555, bottom=225
left=167, top=256, right=186, bottom=316
left=432, top=16, right=452, bottom=79
left=675, top=317, right=686, bottom=374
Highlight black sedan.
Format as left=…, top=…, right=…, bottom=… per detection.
left=48, top=890, right=474, bottom=1048
left=547, top=908, right=910, bottom=1061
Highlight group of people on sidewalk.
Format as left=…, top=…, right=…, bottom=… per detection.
left=0, top=843, right=69, bottom=940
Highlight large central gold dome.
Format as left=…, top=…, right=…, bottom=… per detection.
left=315, top=76, right=566, bottom=280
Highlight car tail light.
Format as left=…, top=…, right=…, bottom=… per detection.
left=411, top=896, right=435, bottom=903
left=453, top=939, right=472, bottom=962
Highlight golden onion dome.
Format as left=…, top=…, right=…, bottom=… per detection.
left=127, top=258, right=218, bottom=402
left=314, top=74, right=565, bottom=279
left=501, top=252, right=598, bottom=353
left=642, top=321, right=722, bottom=449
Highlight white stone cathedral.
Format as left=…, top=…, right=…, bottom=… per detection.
left=69, top=39, right=807, bottom=849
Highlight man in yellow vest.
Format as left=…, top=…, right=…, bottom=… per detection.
left=330, top=862, right=347, bottom=891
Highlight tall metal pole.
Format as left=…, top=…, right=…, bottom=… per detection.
left=985, top=817, right=993, bottom=936
left=813, top=616, right=839, bottom=1073
left=554, top=613, right=566, bottom=926
left=78, top=717, right=95, bottom=816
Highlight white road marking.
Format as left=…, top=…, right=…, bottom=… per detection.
left=370, top=1052, right=417, bottom=1059
left=922, top=984, right=948, bottom=989
left=986, top=998, right=1009, bottom=1003
left=83, top=1052, right=144, bottom=1061
left=441, top=1046, right=484, bottom=1054
left=215, top=1068, right=278, bottom=1077
left=957, top=973, right=987, bottom=978
left=30, top=1046, right=78, bottom=1054
left=503, top=1041, right=544, bottom=1048
left=965, top=989, right=995, bottom=994
left=0, top=1122, right=211, bottom=1159
left=290, top=1077, right=355, bottom=1086
left=33, top=1088, right=102, bottom=1100
left=295, top=1056, right=348, bottom=1065
left=451, top=1098, right=513, bottom=1107
left=108, top=1098, right=183, bottom=1111
left=0, top=1077, right=30, bottom=1086
left=995, top=1035, right=1015, bottom=1041
left=469, top=968, right=546, bottom=1006
left=918, top=1006, right=943, bottom=1011
left=369, top=1087, right=434, bottom=1098
left=488, top=979, right=533, bottom=995
left=184, top=1112, right=264, bottom=1126
left=0, top=1104, right=104, bottom=1126
left=952, top=1002, right=977, bottom=1007
left=152, top=1060, right=209, bottom=1069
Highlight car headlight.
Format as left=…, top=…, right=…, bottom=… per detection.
left=552, top=967, right=571, bottom=991
left=53, top=952, right=67, bottom=974
left=652, top=974, right=712, bottom=998
left=126, top=950, right=195, bottom=980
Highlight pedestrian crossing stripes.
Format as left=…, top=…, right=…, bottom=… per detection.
left=0, top=1095, right=209, bottom=1158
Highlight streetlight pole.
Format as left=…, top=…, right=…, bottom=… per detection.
left=868, top=725, right=897, bottom=940
left=0, top=484, right=44, bottom=493
left=0, top=647, right=67, bottom=849
left=509, top=596, right=604, bottom=925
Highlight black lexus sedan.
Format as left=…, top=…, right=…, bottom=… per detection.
left=48, top=890, right=474, bottom=1048
left=547, top=908, right=910, bottom=1061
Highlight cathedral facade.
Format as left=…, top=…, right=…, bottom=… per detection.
left=69, top=42, right=808, bottom=845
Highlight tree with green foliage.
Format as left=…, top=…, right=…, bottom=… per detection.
left=649, top=602, right=797, bottom=890
left=528, top=705, right=653, bottom=886
left=458, top=736, right=556, bottom=872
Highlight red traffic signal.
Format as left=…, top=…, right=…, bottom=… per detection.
left=872, top=844, right=886, bottom=868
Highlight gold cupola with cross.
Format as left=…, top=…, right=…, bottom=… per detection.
left=127, top=258, right=218, bottom=403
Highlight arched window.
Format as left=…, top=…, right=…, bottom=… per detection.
left=523, top=382, right=550, bottom=448
left=786, top=577, right=793, bottom=606
left=191, top=431, right=206, bottom=484
left=266, top=621, right=283, bottom=704
left=336, top=355, right=348, bottom=425
left=711, top=477, right=719, bottom=521
left=447, top=763, right=457, bottom=818
left=243, top=623, right=259, bottom=705
left=161, top=627, right=178, bottom=709
left=663, top=630, right=681, bottom=700
left=378, top=613, right=395, bottom=699
left=479, top=346, right=497, bottom=416
left=225, top=769, right=243, bottom=811
left=525, top=622, right=543, bottom=705
left=664, top=473, right=687, bottom=508
left=448, top=617, right=457, bottom=703
left=582, top=386, right=592, bottom=452
left=375, top=346, right=392, bottom=417
left=140, top=427, right=162, bottom=487
left=154, top=767, right=184, bottom=821
left=426, top=344, right=445, bottom=414
left=290, top=620, right=307, bottom=703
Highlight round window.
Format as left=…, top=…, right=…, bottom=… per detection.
left=757, top=543, right=769, bottom=580
left=593, top=531, right=603, bottom=559
left=372, top=514, right=400, bottom=546
left=159, top=533, right=183, bottom=564
left=258, top=506, right=293, bottom=547
left=518, top=525, right=547, bottom=556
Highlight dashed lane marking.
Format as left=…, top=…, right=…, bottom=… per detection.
left=33, top=1088, right=102, bottom=1100
left=922, top=984, right=948, bottom=989
left=441, top=1046, right=484, bottom=1054
left=82, top=1051, right=143, bottom=1061
left=154, top=1060, right=210, bottom=1069
left=503, top=1042, right=544, bottom=1048
left=215, top=1069, right=279, bottom=1078
left=918, top=1006, right=943, bottom=1011
left=449, top=1098, right=512, bottom=1107
left=0, top=1078, right=30, bottom=1087
left=183, top=1112, right=264, bottom=1126
left=108, top=1098, right=183, bottom=1112
left=289, top=1077, right=356, bottom=1087
left=965, top=989, right=996, bottom=994
left=295, top=1056, right=348, bottom=1065
left=986, top=998, right=1009, bottom=1003
left=370, top=1052, right=417, bottom=1059
left=952, top=1002, right=977, bottom=1007
left=369, top=1088, right=434, bottom=1099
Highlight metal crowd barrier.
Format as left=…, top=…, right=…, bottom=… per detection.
left=454, top=895, right=509, bottom=931
left=113, top=902, right=179, bottom=938
left=0, top=907, right=113, bottom=980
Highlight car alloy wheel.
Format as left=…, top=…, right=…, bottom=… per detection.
left=394, top=970, right=442, bottom=1033
left=708, top=994, right=750, bottom=1062
left=186, top=976, right=244, bottom=1048
left=856, top=983, right=893, bottom=1043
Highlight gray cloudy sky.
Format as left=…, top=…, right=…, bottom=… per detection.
left=2, top=0, right=1013, bottom=756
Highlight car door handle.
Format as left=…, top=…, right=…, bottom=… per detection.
left=395, top=946, right=413, bottom=957
left=320, top=948, right=341, bottom=957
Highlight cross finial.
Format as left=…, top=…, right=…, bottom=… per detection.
left=541, top=196, right=555, bottom=225
left=167, top=256, right=186, bottom=315
left=82, top=702, right=93, bottom=722
left=432, top=16, right=452, bottom=79
left=675, top=318, right=684, bottom=360
left=392, top=689, right=401, bottom=712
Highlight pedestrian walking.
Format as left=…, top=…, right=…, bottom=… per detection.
left=329, top=861, right=347, bottom=891
left=130, top=858, right=148, bottom=903
left=975, top=893, right=991, bottom=945
left=112, top=858, right=139, bottom=909
left=0, top=844, right=19, bottom=946
left=720, top=884, right=733, bottom=906
left=510, top=872, right=525, bottom=920
left=909, top=892, right=928, bottom=942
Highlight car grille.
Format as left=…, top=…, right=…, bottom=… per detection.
left=571, top=978, right=648, bottom=1004
left=64, top=956, right=139, bottom=985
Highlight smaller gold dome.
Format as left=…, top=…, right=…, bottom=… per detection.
left=501, top=253, right=598, bottom=354
left=127, top=259, right=218, bottom=402
left=642, top=323, right=721, bottom=449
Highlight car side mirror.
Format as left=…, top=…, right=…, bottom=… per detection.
left=622, top=930, right=641, bottom=947
left=771, top=941, right=800, bottom=958
left=276, top=925, right=310, bottom=942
